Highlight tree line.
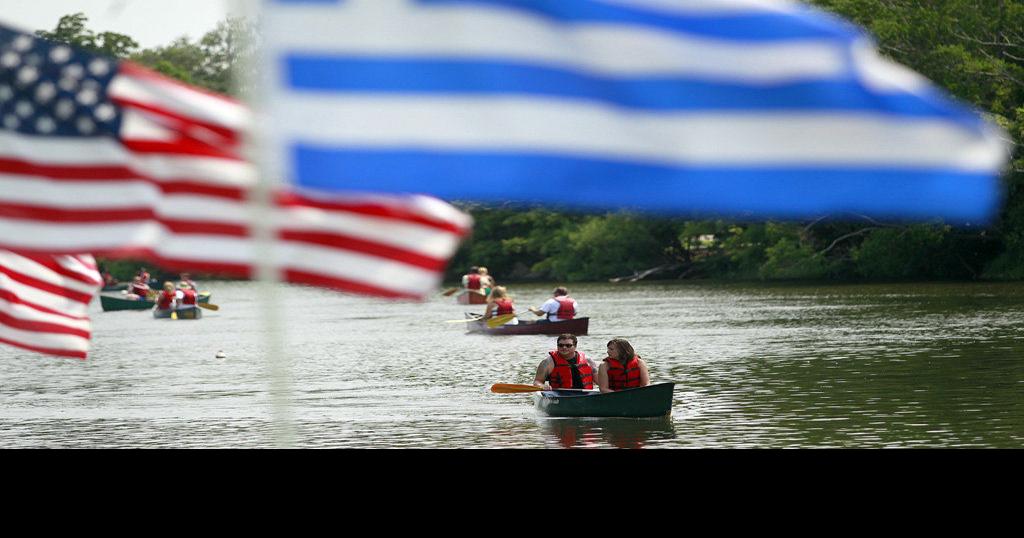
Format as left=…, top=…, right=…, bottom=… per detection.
left=38, top=4, right=1024, bottom=283
left=451, top=1, right=1024, bottom=283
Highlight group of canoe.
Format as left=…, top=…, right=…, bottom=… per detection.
left=446, top=267, right=673, bottom=418
left=446, top=267, right=589, bottom=336
left=98, top=269, right=215, bottom=320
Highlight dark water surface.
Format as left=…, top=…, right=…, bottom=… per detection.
left=1, top=280, right=1022, bottom=448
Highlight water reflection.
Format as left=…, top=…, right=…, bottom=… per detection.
left=540, top=416, right=676, bottom=449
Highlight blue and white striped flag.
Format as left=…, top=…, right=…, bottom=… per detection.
left=258, top=0, right=1009, bottom=223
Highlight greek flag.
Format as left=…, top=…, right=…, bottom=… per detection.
left=259, top=0, right=1009, bottom=223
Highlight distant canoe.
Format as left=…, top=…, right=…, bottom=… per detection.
left=153, top=306, right=202, bottom=319
left=455, top=289, right=488, bottom=305
left=534, top=383, right=675, bottom=418
left=465, top=313, right=589, bottom=335
left=101, top=283, right=128, bottom=292
left=99, top=292, right=211, bottom=312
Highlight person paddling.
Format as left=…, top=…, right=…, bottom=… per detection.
left=533, top=333, right=598, bottom=391
left=125, top=275, right=151, bottom=300
left=477, top=266, right=495, bottom=295
left=529, top=286, right=578, bottom=323
left=461, top=266, right=483, bottom=292
left=177, top=281, right=198, bottom=309
left=483, top=286, right=518, bottom=325
left=154, top=281, right=178, bottom=312
left=179, top=272, right=198, bottom=292
left=597, top=338, right=650, bottom=393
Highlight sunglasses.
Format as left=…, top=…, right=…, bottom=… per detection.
left=557, top=343, right=575, bottom=348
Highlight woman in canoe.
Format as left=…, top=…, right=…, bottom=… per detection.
left=482, top=286, right=518, bottom=325
left=153, top=281, right=178, bottom=313
left=597, top=338, right=650, bottom=393
left=125, top=275, right=151, bottom=300
left=477, top=266, right=495, bottom=295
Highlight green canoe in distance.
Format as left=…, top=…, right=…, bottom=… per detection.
left=99, top=292, right=211, bottom=312
left=533, top=382, right=675, bottom=418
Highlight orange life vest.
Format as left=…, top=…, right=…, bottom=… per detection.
left=606, top=356, right=644, bottom=391
left=465, top=274, right=481, bottom=290
left=156, top=290, right=176, bottom=309
left=180, top=289, right=197, bottom=305
left=547, top=350, right=593, bottom=389
left=495, top=298, right=514, bottom=315
left=554, top=296, right=575, bottom=320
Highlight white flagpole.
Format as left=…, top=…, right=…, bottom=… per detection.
left=232, top=0, right=294, bottom=447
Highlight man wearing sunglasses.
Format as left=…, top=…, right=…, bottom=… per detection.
left=533, top=333, right=598, bottom=391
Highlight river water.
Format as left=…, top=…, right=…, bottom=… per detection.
left=1, top=280, right=1022, bottom=448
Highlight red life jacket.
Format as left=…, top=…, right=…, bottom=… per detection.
left=180, top=289, right=198, bottom=305
left=156, top=290, right=176, bottom=309
left=554, top=296, right=575, bottom=320
left=130, top=283, right=150, bottom=297
left=495, top=299, right=514, bottom=315
left=465, top=274, right=481, bottom=290
left=547, top=351, right=593, bottom=389
left=606, top=356, right=644, bottom=391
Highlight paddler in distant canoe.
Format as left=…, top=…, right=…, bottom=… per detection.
left=153, top=281, right=178, bottom=313
left=125, top=275, right=151, bottom=300
left=176, top=281, right=198, bottom=308
left=533, top=333, right=598, bottom=391
left=461, top=266, right=483, bottom=293
left=482, top=286, right=518, bottom=326
left=597, top=338, right=650, bottom=393
left=529, top=286, right=578, bottom=323
left=178, top=272, right=198, bottom=292
left=477, top=266, right=495, bottom=296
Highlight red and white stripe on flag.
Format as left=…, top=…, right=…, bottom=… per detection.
left=0, top=26, right=473, bottom=357
left=0, top=59, right=471, bottom=298
left=0, top=251, right=102, bottom=359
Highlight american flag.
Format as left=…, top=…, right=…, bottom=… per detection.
left=0, top=250, right=102, bottom=359
left=0, top=22, right=472, bottom=358
left=260, top=0, right=1008, bottom=222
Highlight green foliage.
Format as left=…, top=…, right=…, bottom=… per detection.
left=129, top=17, right=257, bottom=95
left=851, top=225, right=947, bottom=278
left=36, top=13, right=139, bottom=58
left=760, top=238, right=830, bottom=280
left=535, top=214, right=670, bottom=280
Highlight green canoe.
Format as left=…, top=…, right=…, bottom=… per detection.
left=99, top=292, right=211, bottom=312
left=533, top=382, right=675, bottom=418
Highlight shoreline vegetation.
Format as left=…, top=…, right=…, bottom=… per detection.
left=43, top=2, right=1021, bottom=285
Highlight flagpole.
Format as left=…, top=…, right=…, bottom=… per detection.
left=233, top=0, right=294, bottom=448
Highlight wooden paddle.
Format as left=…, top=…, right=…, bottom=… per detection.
left=490, top=383, right=591, bottom=394
left=490, top=383, right=546, bottom=393
left=485, top=313, right=516, bottom=328
left=198, top=302, right=219, bottom=311
left=441, top=287, right=460, bottom=296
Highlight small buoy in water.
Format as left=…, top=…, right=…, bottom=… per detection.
left=215, top=350, right=226, bottom=358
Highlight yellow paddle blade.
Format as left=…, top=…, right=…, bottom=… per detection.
left=198, top=302, right=219, bottom=311
left=490, top=383, right=545, bottom=394
left=486, top=313, right=516, bottom=328
left=171, top=311, right=178, bottom=320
